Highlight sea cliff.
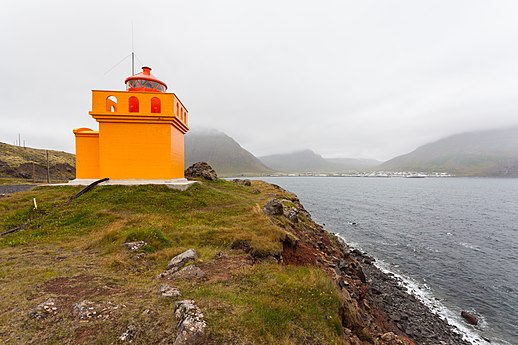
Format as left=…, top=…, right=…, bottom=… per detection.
left=0, top=177, right=471, bottom=344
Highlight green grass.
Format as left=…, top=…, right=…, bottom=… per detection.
left=0, top=180, right=347, bottom=344
left=186, top=264, right=344, bottom=344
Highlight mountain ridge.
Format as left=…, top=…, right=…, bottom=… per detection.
left=380, top=127, right=518, bottom=176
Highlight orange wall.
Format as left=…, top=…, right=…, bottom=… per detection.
left=99, top=122, right=177, bottom=179
left=74, top=129, right=100, bottom=179
left=170, top=129, right=185, bottom=177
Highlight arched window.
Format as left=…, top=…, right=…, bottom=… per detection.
left=106, top=96, right=118, bottom=112
left=129, top=96, right=139, bottom=112
left=151, top=97, right=161, bottom=113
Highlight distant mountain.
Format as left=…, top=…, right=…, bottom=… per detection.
left=259, top=149, right=381, bottom=173
left=380, top=127, right=518, bottom=176
left=0, top=142, right=75, bottom=181
left=185, top=130, right=273, bottom=176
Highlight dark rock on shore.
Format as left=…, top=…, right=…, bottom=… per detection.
left=461, top=311, right=478, bottom=325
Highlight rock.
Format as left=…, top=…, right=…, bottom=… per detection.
left=72, top=300, right=122, bottom=320
left=170, top=265, right=206, bottom=280
left=174, top=300, right=206, bottom=345
left=461, top=310, right=478, bottom=325
left=161, top=284, right=182, bottom=298
left=363, top=256, right=375, bottom=265
left=167, top=249, right=198, bottom=271
left=232, top=179, right=251, bottom=186
left=378, top=332, right=404, bottom=345
left=29, top=298, right=58, bottom=320
left=123, top=241, right=147, bottom=251
left=184, top=162, right=218, bottom=181
left=263, top=198, right=284, bottom=216
left=284, top=207, right=299, bottom=223
left=119, top=325, right=137, bottom=343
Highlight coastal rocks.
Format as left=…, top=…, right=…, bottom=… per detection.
left=360, top=261, right=472, bottom=345
left=160, top=284, right=182, bottom=298
left=232, top=179, right=251, bottom=186
left=123, top=241, right=147, bottom=251
left=263, top=198, right=284, bottom=216
left=167, top=249, right=198, bottom=271
left=184, top=162, right=218, bottom=181
left=173, top=300, right=207, bottom=345
left=461, top=311, right=478, bottom=325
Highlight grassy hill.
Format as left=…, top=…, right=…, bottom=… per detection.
left=380, top=127, right=518, bottom=176
left=0, top=142, right=75, bottom=182
left=185, top=130, right=273, bottom=176
left=0, top=179, right=422, bottom=344
left=259, top=150, right=381, bottom=173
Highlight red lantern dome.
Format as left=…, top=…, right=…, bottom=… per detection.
left=125, top=66, right=167, bottom=92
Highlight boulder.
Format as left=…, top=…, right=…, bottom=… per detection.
left=174, top=300, right=206, bottom=345
left=232, top=179, right=252, bottom=186
left=461, top=311, right=478, bottom=325
left=263, top=198, right=283, bottom=216
left=184, top=162, right=218, bottom=181
left=167, top=249, right=198, bottom=271
left=170, top=265, right=206, bottom=280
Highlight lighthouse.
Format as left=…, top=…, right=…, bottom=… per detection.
left=72, top=67, right=189, bottom=183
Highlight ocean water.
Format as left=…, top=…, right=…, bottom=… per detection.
left=255, top=177, right=518, bottom=345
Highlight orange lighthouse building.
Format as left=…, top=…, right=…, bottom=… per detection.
left=72, top=67, right=189, bottom=183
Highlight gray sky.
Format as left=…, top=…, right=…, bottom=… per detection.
left=2, top=0, right=518, bottom=161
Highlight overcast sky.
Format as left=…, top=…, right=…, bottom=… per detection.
left=2, top=1, right=518, bottom=161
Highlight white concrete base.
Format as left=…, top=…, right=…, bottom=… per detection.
left=67, top=178, right=197, bottom=191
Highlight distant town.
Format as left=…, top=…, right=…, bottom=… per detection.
left=265, top=171, right=453, bottom=178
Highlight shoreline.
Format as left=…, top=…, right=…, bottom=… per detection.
left=341, top=240, right=476, bottom=345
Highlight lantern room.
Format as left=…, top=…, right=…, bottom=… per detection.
left=125, top=66, right=167, bottom=92
left=72, top=66, right=189, bottom=182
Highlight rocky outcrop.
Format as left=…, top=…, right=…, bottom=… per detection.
left=184, top=162, right=218, bottom=181
left=263, top=198, right=284, bottom=216
left=173, top=300, right=206, bottom=345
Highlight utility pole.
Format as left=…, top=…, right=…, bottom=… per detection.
left=18, top=133, right=21, bottom=147
left=46, top=150, right=50, bottom=184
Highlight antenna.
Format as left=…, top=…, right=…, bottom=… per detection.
left=131, top=22, right=135, bottom=75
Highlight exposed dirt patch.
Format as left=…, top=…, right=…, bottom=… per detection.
left=43, top=274, right=121, bottom=301
left=200, top=252, right=253, bottom=282
left=74, top=325, right=99, bottom=344
left=282, top=242, right=318, bottom=265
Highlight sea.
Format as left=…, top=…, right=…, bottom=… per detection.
left=253, top=176, right=518, bottom=345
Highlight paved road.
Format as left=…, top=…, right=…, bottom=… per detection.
left=0, top=185, right=36, bottom=195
